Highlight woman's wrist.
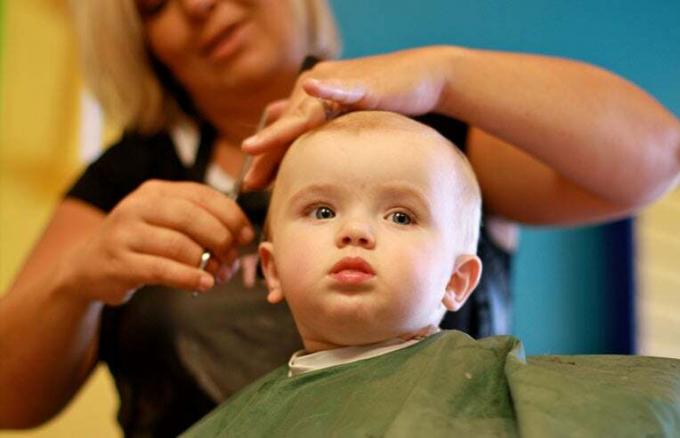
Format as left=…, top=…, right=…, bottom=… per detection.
left=49, top=246, right=105, bottom=313
left=431, top=45, right=473, bottom=118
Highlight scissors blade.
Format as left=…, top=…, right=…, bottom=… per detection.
left=229, top=110, right=269, bottom=201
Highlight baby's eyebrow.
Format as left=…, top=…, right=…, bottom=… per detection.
left=378, top=182, right=432, bottom=212
left=287, top=183, right=344, bottom=206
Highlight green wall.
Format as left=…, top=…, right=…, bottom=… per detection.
left=330, top=0, right=680, bottom=354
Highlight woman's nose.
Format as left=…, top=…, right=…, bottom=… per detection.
left=336, top=220, right=376, bottom=249
left=180, top=0, right=217, bottom=19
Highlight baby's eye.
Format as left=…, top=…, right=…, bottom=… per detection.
left=313, top=206, right=336, bottom=220
left=388, top=211, right=413, bottom=225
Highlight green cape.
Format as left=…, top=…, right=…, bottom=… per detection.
left=183, top=331, right=680, bottom=437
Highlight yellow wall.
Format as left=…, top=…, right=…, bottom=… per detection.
left=637, top=188, right=680, bottom=359
left=0, top=1, right=119, bottom=436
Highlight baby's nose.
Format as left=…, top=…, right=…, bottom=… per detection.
left=336, top=221, right=376, bottom=249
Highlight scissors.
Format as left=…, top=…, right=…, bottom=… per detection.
left=226, top=109, right=269, bottom=201
left=193, top=109, right=269, bottom=293
left=195, top=56, right=322, bottom=293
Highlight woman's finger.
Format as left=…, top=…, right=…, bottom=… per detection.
left=242, top=148, right=288, bottom=190
left=153, top=181, right=253, bottom=238
left=242, top=98, right=327, bottom=154
left=136, top=180, right=252, bottom=233
left=135, top=181, right=254, bottom=249
left=242, top=95, right=349, bottom=189
left=263, top=99, right=290, bottom=124
left=139, top=197, right=237, bottom=260
left=240, top=254, right=259, bottom=288
left=126, top=187, right=251, bottom=263
left=127, top=252, right=215, bottom=294
left=216, top=251, right=240, bottom=284
left=125, top=223, right=223, bottom=276
left=302, top=79, right=367, bottom=106
left=241, top=99, right=330, bottom=189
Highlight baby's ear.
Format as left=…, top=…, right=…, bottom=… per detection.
left=443, top=255, right=482, bottom=312
left=258, top=242, right=284, bottom=304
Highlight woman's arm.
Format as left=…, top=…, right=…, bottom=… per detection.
left=438, top=47, right=680, bottom=219
left=242, top=46, right=680, bottom=224
left=0, top=181, right=253, bottom=428
left=467, top=128, right=636, bottom=225
left=0, top=201, right=105, bottom=428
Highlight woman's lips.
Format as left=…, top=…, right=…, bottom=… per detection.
left=329, top=257, right=375, bottom=285
left=203, top=20, right=248, bottom=62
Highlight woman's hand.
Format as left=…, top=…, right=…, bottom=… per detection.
left=241, top=47, right=452, bottom=189
left=243, top=45, right=680, bottom=223
left=0, top=180, right=254, bottom=426
left=63, top=180, right=254, bottom=305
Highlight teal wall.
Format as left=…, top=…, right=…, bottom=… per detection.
left=329, top=0, right=680, bottom=354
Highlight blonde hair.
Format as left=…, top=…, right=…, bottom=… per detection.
left=70, top=0, right=341, bottom=134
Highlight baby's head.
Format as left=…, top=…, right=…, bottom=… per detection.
left=259, top=111, right=482, bottom=352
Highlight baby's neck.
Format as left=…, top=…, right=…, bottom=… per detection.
left=301, top=325, right=440, bottom=354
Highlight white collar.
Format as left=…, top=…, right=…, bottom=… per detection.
left=170, top=116, right=200, bottom=167
left=288, top=330, right=440, bottom=377
left=170, top=118, right=235, bottom=193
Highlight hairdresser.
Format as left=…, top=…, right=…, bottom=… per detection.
left=1, top=0, right=678, bottom=436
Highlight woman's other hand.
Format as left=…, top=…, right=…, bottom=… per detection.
left=241, top=47, right=451, bottom=189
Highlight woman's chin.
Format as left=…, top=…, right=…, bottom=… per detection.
left=221, top=48, right=300, bottom=87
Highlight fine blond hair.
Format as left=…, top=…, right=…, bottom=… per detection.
left=318, top=112, right=482, bottom=253
left=70, top=0, right=341, bottom=134
left=266, top=111, right=482, bottom=253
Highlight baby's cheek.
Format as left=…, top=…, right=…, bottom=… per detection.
left=397, top=246, right=439, bottom=282
left=399, top=248, right=449, bottom=300
left=276, top=241, right=321, bottom=290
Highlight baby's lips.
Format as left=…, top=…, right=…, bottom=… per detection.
left=329, top=256, right=375, bottom=275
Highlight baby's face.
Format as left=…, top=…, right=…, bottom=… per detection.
left=260, top=123, right=478, bottom=351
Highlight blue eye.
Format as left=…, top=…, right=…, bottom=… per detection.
left=389, top=211, right=412, bottom=225
left=314, top=206, right=336, bottom=220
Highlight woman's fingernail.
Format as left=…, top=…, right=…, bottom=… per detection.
left=239, top=227, right=255, bottom=244
left=241, top=171, right=253, bottom=189
left=242, top=135, right=258, bottom=148
left=217, top=264, right=233, bottom=284
left=198, top=274, right=214, bottom=291
left=230, top=258, right=241, bottom=276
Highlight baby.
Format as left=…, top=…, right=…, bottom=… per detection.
left=258, top=109, right=483, bottom=352
left=184, top=112, right=680, bottom=437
